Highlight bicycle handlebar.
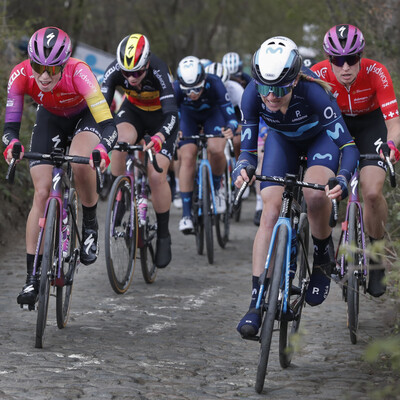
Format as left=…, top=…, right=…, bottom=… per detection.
left=5, top=145, right=104, bottom=193
left=379, top=144, right=396, bottom=188
left=114, top=137, right=163, bottom=174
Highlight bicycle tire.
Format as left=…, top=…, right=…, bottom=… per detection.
left=193, top=171, right=204, bottom=255
left=35, top=198, right=58, bottom=349
left=215, top=170, right=230, bottom=248
left=202, top=164, right=214, bottom=264
left=105, top=176, right=137, bottom=294
left=279, top=213, right=309, bottom=368
left=56, top=188, right=78, bottom=329
left=140, top=187, right=158, bottom=284
left=255, top=225, right=288, bottom=393
left=347, top=202, right=360, bottom=344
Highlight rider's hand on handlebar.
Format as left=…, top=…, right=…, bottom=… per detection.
left=3, top=139, right=24, bottom=164
left=221, top=126, right=234, bottom=139
left=325, top=175, right=348, bottom=201
left=232, top=161, right=255, bottom=188
left=143, top=133, right=164, bottom=154
left=382, top=140, right=400, bottom=164
left=90, top=143, right=110, bottom=172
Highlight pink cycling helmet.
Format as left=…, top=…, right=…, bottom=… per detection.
left=323, top=24, right=365, bottom=56
left=28, top=27, right=72, bottom=66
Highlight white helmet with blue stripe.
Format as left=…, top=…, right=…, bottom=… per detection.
left=177, top=56, right=205, bottom=88
left=252, top=36, right=302, bottom=86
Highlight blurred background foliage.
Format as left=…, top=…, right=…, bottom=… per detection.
left=1, top=1, right=400, bottom=391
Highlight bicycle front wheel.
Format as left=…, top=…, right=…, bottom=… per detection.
left=279, top=213, right=309, bottom=368
left=202, top=165, right=214, bottom=264
left=140, top=188, right=158, bottom=284
left=193, top=172, right=204, bottom=255
left=36, top=198, right=58, bottom=348
left=215, top=170, right=230, bottom=248
left=256, top=225, right=288, bottom=393
left=105, top=176, right=137, bottom=294
left=347, top=202, right=361, bottom=344
left=56, top=188, right=78, bottom=329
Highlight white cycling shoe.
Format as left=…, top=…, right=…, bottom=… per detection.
left=179, top=216, right=194, bottom=234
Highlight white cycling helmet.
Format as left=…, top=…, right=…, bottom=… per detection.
left=177, top=56, right=205, bottom=88
left=252, top=36, right=302, bottom=86
left=205, top=62, right=230, bottom=82
left=200, top=58, right=212, bottom=68
left=222, top=52, right=242, bottom=74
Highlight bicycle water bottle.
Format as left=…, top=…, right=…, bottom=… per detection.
left=138, top=197, right=148, bottom=225
left=62, top=208, right=70, bottom=258
left=289, top=227, right=297, bottom=279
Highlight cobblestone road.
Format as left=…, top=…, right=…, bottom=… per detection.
left=0, top=196, right=397, bottom=400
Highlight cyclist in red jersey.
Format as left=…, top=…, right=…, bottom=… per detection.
left=2, top=27, right=118, bottom=307
left=312, top=24, right=400, bottom=297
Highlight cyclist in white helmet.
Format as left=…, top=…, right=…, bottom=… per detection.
left=222, top=51, right=251, bottom=89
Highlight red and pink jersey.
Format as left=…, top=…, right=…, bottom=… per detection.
left=311, top=58, right=399, bottom=120
left=5, top=58, right=112, bottom=124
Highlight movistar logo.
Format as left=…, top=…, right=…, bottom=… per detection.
left=266, top=47, right=283, bottom=54
left=313, top=153, right=332, bottom=161
left=327, top=122, right=344, bottom=140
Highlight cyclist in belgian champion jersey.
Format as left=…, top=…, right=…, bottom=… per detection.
left=2, top=27, right=117, bottom=307
left=232, top=36, right=360, bottom=339
left=101, top=33, right=179, bottom=269
left=311, top=24, right=400, bottom=297
left=173, top=56, right=238, bottom=234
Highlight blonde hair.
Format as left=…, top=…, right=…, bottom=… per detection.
left=298, top=72, right=332, bottom=94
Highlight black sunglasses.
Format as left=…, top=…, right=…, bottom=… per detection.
left=330, top=54, right=360, bottom=67
left=122, top=68, right=147, bottom=78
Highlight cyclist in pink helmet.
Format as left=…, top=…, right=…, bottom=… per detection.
left=3, top=27, right=118, bottom=307
left=312, top=24, right=400, bottom=297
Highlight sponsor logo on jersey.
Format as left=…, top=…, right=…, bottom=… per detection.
left=74, top=68, right=96, bottom=90
left=7, top=67, right=26, bottom=93
left=153, top=69, right=167, bottom=89
left=366, top=63, right=389, bottom=88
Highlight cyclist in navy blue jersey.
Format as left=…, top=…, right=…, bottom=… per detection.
left=232, top=36, right=360, bottom=339
left=173, top=56, right=238, bottom=234
left=222, top=52, right=252, bottom=89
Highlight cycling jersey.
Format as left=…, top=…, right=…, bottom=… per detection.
left=224, top=79, right=244, bottom=109
left=3, top=58, right=117, bottom=152
left=239, top=67, right=359, bottom=182
left=311, top=58, right=399, bottom=119
left=101, top=54, right=178, bottom=139
left=173, top=73, right=238, bottom=131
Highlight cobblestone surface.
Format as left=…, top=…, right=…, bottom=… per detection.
left=0, top=196, right=398, bottom=399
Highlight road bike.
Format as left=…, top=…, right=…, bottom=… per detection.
left=104, top=139, right=163, bottom=293
left=6, top=144, right=102, bottom=348
left=181, top=132, right=228, bottom=264
left=334, top=144, right=396, bottom=344
left=235, top=160, right=337, bottom=394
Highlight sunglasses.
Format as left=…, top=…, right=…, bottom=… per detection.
left=180, top=83, right=204, bottom=96
left=330, top=54, right=360, bottom=67
left=255, top=82, right=293, bottom=98
left=30, top=61, right=63, bottom=76
left=122, top=68, right=147, bottom=78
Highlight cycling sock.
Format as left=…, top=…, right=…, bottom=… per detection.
left=212, top=174, right=222, bottom=193
left=156, top=210, right=170, bottom=239
left=312, top=234, right=332, bottom=265
left=26, top=253, right=42, bottom=276
left=181, top=191, right=193, bottom=217
left=82, top=204, right=98, bottom=228
left=249, top=275, right=261, bottom=309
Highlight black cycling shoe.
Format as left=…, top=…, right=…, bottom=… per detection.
left=80, top=222, right=99, bottom=265
left=367, top=268, right=386, bottom=297
left=155, top=234, right=172, bottom=268
left=17, top=274, right=39, bottom=307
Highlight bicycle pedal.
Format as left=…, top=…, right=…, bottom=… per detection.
left=20, top=303, right=35, bottom=311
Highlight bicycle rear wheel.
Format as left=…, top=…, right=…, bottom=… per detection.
left=279, top=213, right=309, bottom=368
left=255, top=225, right=288, bottom=393
left=193, top=173, right=204, bottom=255
left=347, top=202, right=361, bottom=344
left=56, top=188, right=78, bottom=329
left=202, top=165, right=214, bottom=264
left=105, top=176, right=137, bottom=294
left=36, top=199, right=58, bottom=349
left=215, top=170, right=230, bottom=248
left=140, top=187, right=158, bottom=284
